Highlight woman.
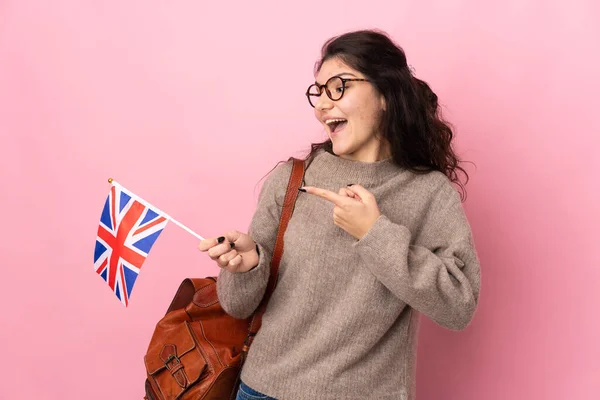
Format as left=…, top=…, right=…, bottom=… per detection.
left=199, top=29, right=481, bottom=400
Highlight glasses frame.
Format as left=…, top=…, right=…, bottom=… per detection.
left=305, top=76, right=370, bottom=108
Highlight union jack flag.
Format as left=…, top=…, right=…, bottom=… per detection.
left=94, top=183, right=169, bottom=306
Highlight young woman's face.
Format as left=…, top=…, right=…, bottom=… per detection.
left=311, top=57, right=388, bottom=162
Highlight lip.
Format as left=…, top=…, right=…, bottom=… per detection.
left=322, top=115, right=347, bottom=137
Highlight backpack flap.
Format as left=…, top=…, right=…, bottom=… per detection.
left=144, top=319, right=208, bottom=398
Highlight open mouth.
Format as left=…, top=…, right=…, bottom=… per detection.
left=326, top=119, right=348, bottom=135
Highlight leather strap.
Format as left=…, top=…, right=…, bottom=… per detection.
left=244, top=157, right=305, bottom=348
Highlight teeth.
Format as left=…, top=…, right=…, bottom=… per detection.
left=325, top=119, right=347, bottom=125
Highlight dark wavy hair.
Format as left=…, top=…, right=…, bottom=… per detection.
left=296, top=29, right=471, bottom=201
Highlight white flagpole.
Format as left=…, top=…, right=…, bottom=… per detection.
left=108, top=178, right=205, bottom=241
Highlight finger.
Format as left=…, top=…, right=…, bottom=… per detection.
left=333, top=212, right=343, bottom=227
left=338, top=187, right=357, bottom=199
left=333, top=206, right=341, bottom=221
left=333, top=204, right=350, bottom=220
left=301, top=186, right=348, bottom=207
left=208, top=241, right=236, bottom=259
left=343, top=187, right=363, bottom=203
left=198, top=236, right=222, bottom=251
left=332, top=208, right=348, bottom=229
left=227, top=254, right=243, bottom=269
left=345, top=184, right=373, bottom=202
left=217, top=249, right=238, bottom=268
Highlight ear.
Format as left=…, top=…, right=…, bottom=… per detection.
left=379, top=94, right=386, bottom=112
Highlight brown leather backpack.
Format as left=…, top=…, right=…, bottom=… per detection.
left=143, top=158, right=305, bottom=400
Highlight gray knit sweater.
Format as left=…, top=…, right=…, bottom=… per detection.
left=217, top=149, right=481, bottom=400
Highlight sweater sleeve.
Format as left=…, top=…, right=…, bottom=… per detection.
left=354, top=183, right=481, bottom=331
left=216, top=161, right=292, bottom=319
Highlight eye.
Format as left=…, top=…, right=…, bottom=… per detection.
left=329, top=83, right=345, bottom=96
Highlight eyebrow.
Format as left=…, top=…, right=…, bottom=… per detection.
left=315, top=72, right=357, bottom=85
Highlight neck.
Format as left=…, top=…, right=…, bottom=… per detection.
left=339, top=139, right=391, bottom=163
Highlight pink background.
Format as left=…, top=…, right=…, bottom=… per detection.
left=1, top=1, right=598, bottom=399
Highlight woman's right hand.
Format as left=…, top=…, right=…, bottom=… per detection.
left=198, top=230, right=259, bottom=273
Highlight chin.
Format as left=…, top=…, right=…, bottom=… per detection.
left=330, top=129, right=356, bottom=157
left=331, top=142, right=354, bottom=158
left=330, top=140, right=344, bottom=154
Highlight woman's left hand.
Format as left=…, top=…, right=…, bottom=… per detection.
left=301, top=184, right=381, bottom=240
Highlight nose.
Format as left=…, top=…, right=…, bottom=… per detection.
left=314, top=93, right=333, bottom=111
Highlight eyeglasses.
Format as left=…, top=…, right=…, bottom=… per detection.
left=305, top=76, right=370, bottom=108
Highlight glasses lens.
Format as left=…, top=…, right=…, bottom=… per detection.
left=326, top=77, right=345, bottom=101
left=307, top=84, right=321, bottom=107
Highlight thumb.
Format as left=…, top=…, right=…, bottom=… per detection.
left=198, top=230, right=242, bottom=251
left=223, top=230, right=256, bottom=251
left=223, top=230, right=242, bottom=242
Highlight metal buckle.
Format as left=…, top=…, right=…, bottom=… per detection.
left=164, top=354, right=181, bottom=370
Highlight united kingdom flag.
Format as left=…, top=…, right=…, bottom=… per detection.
left=94, top=183, right=169, bottom=306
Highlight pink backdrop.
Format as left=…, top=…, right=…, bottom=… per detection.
left=1, top=1, right=598, bottom=399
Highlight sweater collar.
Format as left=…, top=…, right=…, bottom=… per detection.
left=308, top=149, right=405, bottom=186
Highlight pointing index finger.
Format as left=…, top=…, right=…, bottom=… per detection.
left=301, top=186, right=347, bottom=206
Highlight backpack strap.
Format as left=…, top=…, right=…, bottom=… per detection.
left=243, top=157, right=305, bottom=351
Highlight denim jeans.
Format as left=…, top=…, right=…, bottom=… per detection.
left=235, top=380, right=278, bottom=400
